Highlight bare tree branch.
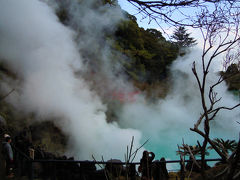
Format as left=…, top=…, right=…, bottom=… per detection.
left=126, top=0, right=240, bottom=29
left=0, top=89, right=14, bottom=101
left=185, top=145, right=201, bottom=169
left=233, top=170, right=240, bottom=179
left=190, top=127, right=228, bottom=161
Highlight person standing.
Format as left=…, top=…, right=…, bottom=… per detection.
left=2, top=134, right=14, bottom=178
left=139, top=151, right=155, bottom=180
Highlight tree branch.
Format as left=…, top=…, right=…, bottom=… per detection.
left=0, top=89, right=15, bottom=101
left=190, top=127, right=228, bottom=161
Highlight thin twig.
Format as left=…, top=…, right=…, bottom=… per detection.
left=130, top=138, right=149, bottom=163
left=185, top=145, right=201, bottom=169
left=0, top=89, right=15, bottom=101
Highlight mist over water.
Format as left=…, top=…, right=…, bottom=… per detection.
left=0, top=0, right=239, bottom=164
left=118, top=50, right=240, bottom=161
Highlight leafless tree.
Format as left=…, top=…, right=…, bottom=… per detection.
left=187, top=4, right=240, bottom=178
left=190, top=7, right=240, bottom=163
left=125, top=0, right=240, bottom=32
left=124, top=0, right=240, bottom=178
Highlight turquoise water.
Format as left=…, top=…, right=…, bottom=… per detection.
left=140, top=128, right=238, bottom=171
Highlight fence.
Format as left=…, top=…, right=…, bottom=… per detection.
left=11, top=145, right=222, bottom=180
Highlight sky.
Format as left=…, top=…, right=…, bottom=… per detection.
left=117, top=0, right=189, bottom=28
left=117, top=0, right=215, bottom=30
left=117, top=0, right=202, bottom=40
left=117, top=0, right=161, bottom=29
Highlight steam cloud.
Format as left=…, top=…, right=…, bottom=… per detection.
left=0, top=0, right=239, bottom=163
left=118, top=50, right=240, bottom=159
left=0, top=0, right=142, bottom=160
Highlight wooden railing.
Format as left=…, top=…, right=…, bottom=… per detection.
left=12, top=145, right=222, bottom=180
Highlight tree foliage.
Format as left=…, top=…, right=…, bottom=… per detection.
left=221, top=63, right=240, bottom=91
left=56, top=2, right=180, bottom=85
left=114, top=13, right=179, bottom=83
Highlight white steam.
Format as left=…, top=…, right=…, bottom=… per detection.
left=118, top=49, right=240, bottom=159
left=0, top=0, right=142, bottom=160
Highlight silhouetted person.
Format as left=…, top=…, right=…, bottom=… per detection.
left=139, top=151, right=155, bottom=180
left=152, top=157, right=169, bottom=180
left=159, top=157, right=169, bottom=180
left=2, top=135, right=14, bottom=178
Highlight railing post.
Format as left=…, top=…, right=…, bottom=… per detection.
left=79, top=162, right=82, bottom=179
left=48, top=162, right=57, bottom=180
left=16, top=150, right=20, bottom=177
left=52, top=162, right=56, bottom=180
left=180, top=161, right=185, bottom=180
left=129, top=163, right=136, bottom=180
left=29, top=160, right=34, bottom=180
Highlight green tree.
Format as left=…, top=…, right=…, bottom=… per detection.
left=102, top=0, right=116, bottom=5
left=114, top=16, right=179, bottom=83
left=171, top=26, right=197, bottom=48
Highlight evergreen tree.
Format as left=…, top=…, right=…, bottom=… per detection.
left=171, top=26, right=197, bottom=48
